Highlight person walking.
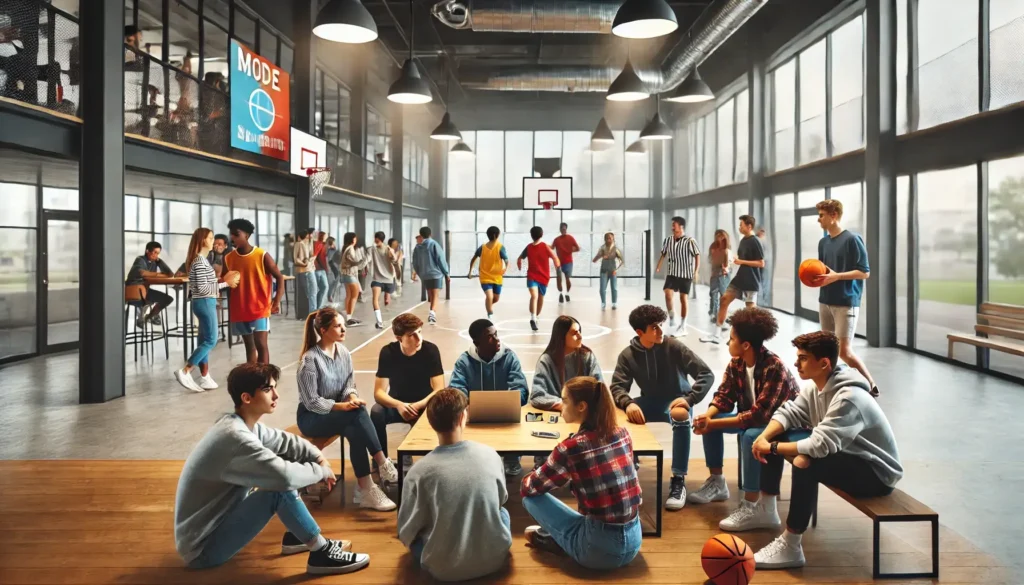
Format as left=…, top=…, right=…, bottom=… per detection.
left=339, top=232, right=370, bottom=326
left=173, top=228, right=240, bottom=392
left=708, top=230, right=732, bottom=322
left=592, top=232, right=624, bottom=310
left=313, top=232, right=330, bottom=309
left=293, top=230, right=317, bottom=319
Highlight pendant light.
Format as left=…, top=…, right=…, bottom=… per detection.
left=666, top=67, right=714, bottom=103
left=591, top=117, right=615, bottom=144
left=388, top=0, right=432, bottom=104
left=313, top=0, right=378, bottom=44
left=626, top=139, right=647, bottom=155
left=612, top=0, right=678, bottom=39
left=431, top=57, right=462, bottom=141
left=607, top=44, right=649, bottom=102
left=450, top=140, right=474, bottom=157
left=640, top=94, right=672, bottom=140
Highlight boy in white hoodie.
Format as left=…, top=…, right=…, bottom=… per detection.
left=750, top=331, right=902, bottom=569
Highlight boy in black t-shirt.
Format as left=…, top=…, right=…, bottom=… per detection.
left=371, top=313, right=446, bottom=461
left=702, top=215, right=765, bottom=345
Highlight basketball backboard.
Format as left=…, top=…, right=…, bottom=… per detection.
left=289, top=127, right=327, bottom=177
left=523, top=177, right=572, bottom=210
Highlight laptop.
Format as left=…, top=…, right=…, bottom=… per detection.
left=468, top=391, right=521, bottom=423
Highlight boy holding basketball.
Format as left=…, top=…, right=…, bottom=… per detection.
left=812, top=200, right=878, bottom=396
left=517, top=227, right=561, bottom=332
left=702, top=215, right=763, bottom=345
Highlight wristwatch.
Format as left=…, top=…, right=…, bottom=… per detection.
left=770, top=441, right=779, bottom=456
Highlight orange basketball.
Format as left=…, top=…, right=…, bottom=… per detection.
left=701, top=534, right=755, bottom=585
left=799, top=258, right=828, bottom=287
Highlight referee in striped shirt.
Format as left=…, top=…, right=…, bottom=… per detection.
left=656, top=216, right=700, bottom=336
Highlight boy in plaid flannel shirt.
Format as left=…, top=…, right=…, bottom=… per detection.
left=690, top=307, right=800, bottom=532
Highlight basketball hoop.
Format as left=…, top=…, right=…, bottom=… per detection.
left=541, top=202, right=554, bottom=210
left=307, top=167, right=332, bottom=199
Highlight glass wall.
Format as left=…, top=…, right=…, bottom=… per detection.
left=443, top=131, right=650, bottom=199
left=314, top=69, right=352, bottom=152
left=366, top=105, right=392, bottom=167
left=0, top=181, right=38, bottom=361
left=402, top=136, right=429, bottom=188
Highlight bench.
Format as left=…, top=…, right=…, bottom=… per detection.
left=947, top=302, right=1024, bottom=360
left=284, top=425, right=345, bottom=505
left=821, top=486, right=939, bottom=579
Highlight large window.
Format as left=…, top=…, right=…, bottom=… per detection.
left=475, top=131, right=504, bottom=198
left=717, top=100, right=735, bottom=187
left=914, top=0, right=978, bottom=130
left=831, top=15, right=864, bottom=155
left=772, top=193, right=796, bottom=313
left=772, top=59, right=797, bottom=171
left=446, top=131, right=476, bottom=199
left=505, top=132, right=534, bottom=199
left=799, top=39, right=827, bottom=164
left=987, top=155, right=1024, bottom=378
left=990, top=2, right=1024, bottom=110
left=366, top=106, right=392, bottom=167
left=735, top=89, right=749, bottom=183
left=0, top=182, right=38, bottom=361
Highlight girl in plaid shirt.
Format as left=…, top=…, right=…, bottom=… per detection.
left=520, top=376, right=642, bottom=569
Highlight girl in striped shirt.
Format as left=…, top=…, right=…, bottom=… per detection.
left=296, top=307, right=398, bottom=511
left=174, top=228, right=239, bottom=393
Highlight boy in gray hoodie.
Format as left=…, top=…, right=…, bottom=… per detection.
left=750, top=331, right=902, bottom=570
left=174, top=363, right=370, bottom=575
left=610, top=304, right=715, bottom=511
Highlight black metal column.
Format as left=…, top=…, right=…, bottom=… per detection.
left=79, top=0, right=125, bottom=403
left=292, top=0, right=317, bottom=232
left=865, top=0, right=898, bottom=347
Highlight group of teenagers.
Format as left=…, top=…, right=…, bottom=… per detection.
left=174, top=299, right=903, bottom=579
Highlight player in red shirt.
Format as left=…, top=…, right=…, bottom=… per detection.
left=517, top=226, right=561, bottom=332
left=552, top=223, right=580, bottom=304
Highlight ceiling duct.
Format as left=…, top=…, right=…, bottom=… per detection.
left=452, top=0, right=768, bottom=93
left=431, top=0, right=622, bottom=33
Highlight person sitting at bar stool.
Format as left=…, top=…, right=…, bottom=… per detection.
left=125, top=241, right=175, bottom=329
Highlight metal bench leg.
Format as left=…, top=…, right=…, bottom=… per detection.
left=931, top=518, right=940, bottom=578
left=873, top=520, right=881, bottom=579
left=874, top=517, right=940, bottom=579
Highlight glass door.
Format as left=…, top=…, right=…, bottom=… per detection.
left=41, top=211, right=79, bottom=351
left=795, top=209, right=823, bottom=322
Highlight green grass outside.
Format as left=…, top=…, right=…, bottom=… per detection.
left=919, top=280, right=1024, bottom=306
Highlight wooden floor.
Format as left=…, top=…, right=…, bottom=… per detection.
left=0, top=459, right=1009, bottom=585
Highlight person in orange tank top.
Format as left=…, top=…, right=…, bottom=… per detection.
left=224, top=218, right=285, bottom=364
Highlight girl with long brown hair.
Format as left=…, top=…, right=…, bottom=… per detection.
left=296, top=307, right=398, bottom=511
left=520, top=376, right=643, bottom=569
left=529, top=316, right=603, bottom=412
left=173, top=228, right=239, bottom=393
left=708, top=229, right=732, bottom=321
left=339, top=232, right=370, bottom=326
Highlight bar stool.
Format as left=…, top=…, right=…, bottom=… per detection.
left=124, top=285, right=168, bottom=361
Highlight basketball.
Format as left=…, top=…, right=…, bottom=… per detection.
left=701, top=534, right=755, bottom=585
left=799, top=258, right=828, bottom=287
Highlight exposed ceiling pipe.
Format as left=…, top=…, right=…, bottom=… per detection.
left=431, top=0, right=622, bottom=33
left=451, top=0, right=768, bottom=93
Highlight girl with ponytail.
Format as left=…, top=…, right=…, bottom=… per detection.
left=520, top=376, right=643, bottom=569
left=296, top=307, right=398, bottom=511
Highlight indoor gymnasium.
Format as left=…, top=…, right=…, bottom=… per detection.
left=1, top=0, right=1023, bottom=584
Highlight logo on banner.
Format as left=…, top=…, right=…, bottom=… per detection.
left=230, top=40, right=290, bottom=160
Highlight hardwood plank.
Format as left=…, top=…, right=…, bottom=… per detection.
left=975, top=324, right=1024, bottom=342
left=981, top=302, right=1024, bottom=317
left=976, top=312, right=1024, bottom=330
left=828, top=487, right=936, bottom=519
left=946, top=333, right=1024, bottom=357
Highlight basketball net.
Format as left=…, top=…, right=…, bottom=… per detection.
left=307, top=167, right=332, bottom=199
left=541, top=202, right=554, bottom=210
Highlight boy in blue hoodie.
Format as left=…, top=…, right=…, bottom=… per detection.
left=411, top=226, right=449, bottom=325
left=449, top=319, right=529, bottom=476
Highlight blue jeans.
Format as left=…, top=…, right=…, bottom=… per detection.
left=599, top=271, right=618, bottom=305
left=411, top=507, right=511, bottom=564
left=189, top=489, right=320, bottom=569
left=700, top=411, right=764, bottom=493
left=296, top=404, right=380, bottom=478
left=522, top=493, right=641, bottom=569
left=315, top=270, right=329, bottom=309
left=296, top=271, right=317, bottom=318
left=186, top=297, right=218, bottom=368
left=634, top=394, right=691, bottom=477
left=709, top=273, right=730, bottom=317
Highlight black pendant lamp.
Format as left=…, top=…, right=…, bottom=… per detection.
left=667, top=67, right=715, bottom=103
left=607, top=45, right=649, bottom=102
left=450, top=140, right=474, bottom=157
left=388, top=0, right=432, bottom=104
left=313, top=0, right=378, bottom=44
left=640, top=94, right=672, bottom=140
left=591, top=117, right=615, bottom=144
left=431, top=58, right=462, bottom=140
left=626, top=139, right=647, bottom=155
left=612, top=0, right=679, bottom=39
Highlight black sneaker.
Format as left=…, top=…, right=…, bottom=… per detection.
left=530, top=318, right=539, bottom=332
left=565, top=294, right=570, bottom=302
left=149, top=313, right=163, bottom=326
left=870, top=385, right=880, bottom=398
left=307, top=541, right=369, bottom=575
left=525, top=526, right=566, bottom=556
left=666, top=475, right=686, bottom=511
left=284, top=534, right=351, bottom=556
left=558, top=293, right=564, bottom=303
left=375, top=321, right=384, bottom=330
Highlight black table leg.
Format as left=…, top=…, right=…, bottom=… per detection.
left=655, top=453, right=663, bottom=537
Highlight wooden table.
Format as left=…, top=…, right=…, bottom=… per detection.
left=396, top=405, right=666, bottom=536
left=143, top=276, right=191, bottom=361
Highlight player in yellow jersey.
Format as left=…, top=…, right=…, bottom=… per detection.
left=468, top=226, right=509, bottom=320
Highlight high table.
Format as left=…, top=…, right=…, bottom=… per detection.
left=142, top=275, right=192, bottom=361
left=396, top=405, right=666, bottom=536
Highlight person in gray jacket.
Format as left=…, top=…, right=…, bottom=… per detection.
left=529, top=315, right=603, bottom=411
left=750, top=331, right=902, bottom=570
left=398, top=389, right=512, bottom=581
left=411, top=226, right=449, bottom=325
left=610, top=304, right=715, bottom=511
left=174, top=362, right=370, bottom=575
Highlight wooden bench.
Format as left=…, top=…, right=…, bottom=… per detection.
left=820, top=486, right=939, bottom=579
left=284, top=425, right=345, bottom=505
left=947, top=302, right=1024, bottom=360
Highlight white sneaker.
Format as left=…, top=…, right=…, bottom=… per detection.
left=353, top=483, right=396, bottom=511
left=377, top=458, right=398, bottom=484
left=676, top=323, right=689, bottom=336
left=174, top=369, right=204, bottom=393
left=719, top=500, right=781, bottom=532
left=699, top=331, right=721, bottom=344
left=754, top=534, right=806, bottom=569
left=686, top=476, right=730, bottom=504
left=198, top=375, right=218, bottom=390
left=665, top=476, right=686, bottom=510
